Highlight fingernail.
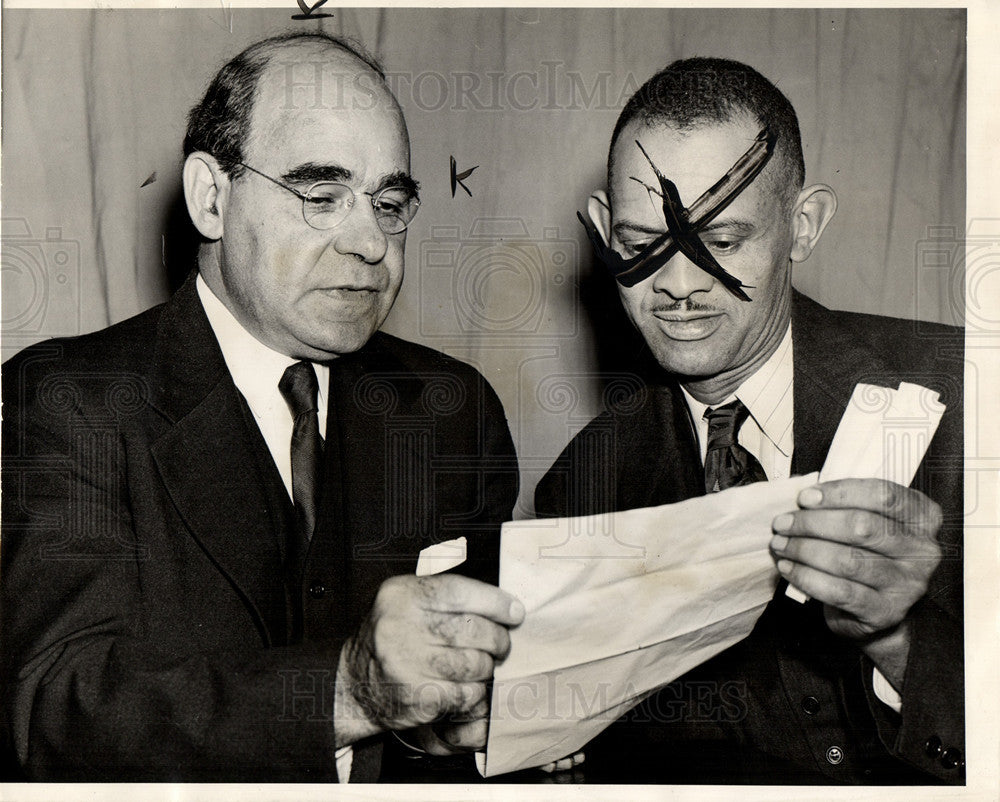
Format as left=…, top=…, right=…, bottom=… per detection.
left=509, top=599, right=525, bottom=621
left=770, top=535, right=789, bottom=553
left=776, top=559, right=793, bottom=574
left=799, top=487, right=823, bottom=507
left=772, top=513, right=794, bottom=533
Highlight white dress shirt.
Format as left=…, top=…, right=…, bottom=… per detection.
left=196, top=274, right=354, bottom=780
left=196, top=274, right=328, bottom=499
left=681, top=325, right=794, bottom=479
left=679, top=323, right=902, bottom=714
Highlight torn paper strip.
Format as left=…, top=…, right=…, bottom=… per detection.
left=785, top=381, right=945, bottom=602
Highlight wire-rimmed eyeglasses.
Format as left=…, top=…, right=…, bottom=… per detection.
left=236, top=162, right=420, bottom=234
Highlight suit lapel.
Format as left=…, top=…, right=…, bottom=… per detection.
left=148, top=273, right=287, bottom=645
left=790, top=291, right=898, bottom=475
left=649, top=382, right=704, bottom=505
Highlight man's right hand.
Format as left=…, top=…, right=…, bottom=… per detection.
left=336, top=574, right=524, bottom=743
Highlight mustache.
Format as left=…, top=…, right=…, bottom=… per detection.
left=649, top=300, right=722, bottom=314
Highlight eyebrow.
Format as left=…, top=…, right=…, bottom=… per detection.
left=698, top=219, right=755, bottom=236
left=281, top=163, right=420, bottom=196
left=612, top=221, right=664, bottom=239
left=378, top=170, right=420, bottom=196
left=612, top=218, right=755, bottom=239
left=282, top=162, right=352, bottom=184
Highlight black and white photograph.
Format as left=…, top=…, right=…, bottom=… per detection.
left=1, top=3, right=995, bottom=799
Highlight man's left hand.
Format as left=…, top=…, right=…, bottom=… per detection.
left=770, top=478, right=942, bottom=641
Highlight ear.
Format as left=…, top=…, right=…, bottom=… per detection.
left=587, top=190, right=613, bottom=247
left=789, top=184, right=837, bottom=263
left=183, top=152, right=229, bottom=241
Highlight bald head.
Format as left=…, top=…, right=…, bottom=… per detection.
left=184, top=32, right=401, bottom=180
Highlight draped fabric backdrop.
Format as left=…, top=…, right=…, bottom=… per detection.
left=1, top=8, right=966, bottom=516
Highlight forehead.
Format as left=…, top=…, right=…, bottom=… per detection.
left=248, top=44, right=409, bottom=176
left=610, top=117, right=773, bottom=215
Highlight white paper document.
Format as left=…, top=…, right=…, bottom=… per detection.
left=479, top=472, right=818, bottom=777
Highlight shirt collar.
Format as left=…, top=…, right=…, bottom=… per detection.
left=195, top=273, right=328, bottom=415
left=736, top=324, right=794, bottom=457
left=680, top=323, right=794, bottom=457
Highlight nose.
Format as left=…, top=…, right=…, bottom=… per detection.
left=331, top=196, right=390, bottom=264
left=650, top=251, right=715, bottom=300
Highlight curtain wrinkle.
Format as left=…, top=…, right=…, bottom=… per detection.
left=811, top=9, right=829, bottom=175
left=83, top=10, right=111, bottom=330
left=373, top=8, right=386, bottom=62
left=878, top=15, right=912, bottom=306
left=12, top=12, right=29, bottom=59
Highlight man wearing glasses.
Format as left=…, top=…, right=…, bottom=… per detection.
left=1, top=32, right=522, bottom=782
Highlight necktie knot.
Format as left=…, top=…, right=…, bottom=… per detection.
left=704, top=399, right=752, bottom=450
left=703, top=399, right=766, bottom=493
left=279, top=361, right=319, bottom=418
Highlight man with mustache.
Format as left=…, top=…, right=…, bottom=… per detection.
left=536, top=57, right=964, bottom=784
left=1, top=32, right=522, bottom=781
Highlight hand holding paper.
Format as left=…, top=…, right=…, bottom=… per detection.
left=339, top=571, right=524, bottom=740
left=770, top=478, right=943, bottom=640
left=778, top=382, right=946, bottom=627
left=406, top=537, right=519, bottom=755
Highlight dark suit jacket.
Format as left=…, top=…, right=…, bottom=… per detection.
left=535, top=291, right=964, bottom=784
left=0, top=272, right=518, bottom=782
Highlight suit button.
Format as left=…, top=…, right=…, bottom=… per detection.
left=940, top=748, right=964, bottom=770
left=801, top=696, right=820, bottom=715
left=308, top=583, right=326, bottom=599
left=825, top=746, right=844, bottom=765
left=924, top=735, right=942, bottom=758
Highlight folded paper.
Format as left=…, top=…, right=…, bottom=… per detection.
left=480, top=473, right=817, bottom=777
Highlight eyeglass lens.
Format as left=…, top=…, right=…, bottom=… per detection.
left=303, top=183, right=418, bottom=234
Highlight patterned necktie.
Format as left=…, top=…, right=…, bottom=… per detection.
left=703, top=399, right=768, bottom=493
left=278, top=361, right=324, bottom=573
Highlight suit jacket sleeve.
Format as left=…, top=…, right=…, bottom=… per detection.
left=869, top=357, right=965, bottom=780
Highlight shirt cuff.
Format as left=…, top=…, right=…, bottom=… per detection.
left=335, top=745, right=353, bottom=783
left=872, top=667, right=903, bottom=714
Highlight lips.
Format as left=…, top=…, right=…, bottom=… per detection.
left=651, top=309, right=724, bottom=340
left=318, top=287, right=380, bottom=296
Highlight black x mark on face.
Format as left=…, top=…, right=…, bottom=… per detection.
left=579, top=127, right=777, bottom=301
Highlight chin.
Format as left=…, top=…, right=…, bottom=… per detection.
left=651, top=347, right=728, bottom=379
left=648, top=335, right=704, bottom=365
left=320, top=323, right=380, bottom=356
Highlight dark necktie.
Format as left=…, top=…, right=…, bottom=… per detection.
left=703, top=399, right=768, bottom=493
left=278, top=361, right=324, bottom=574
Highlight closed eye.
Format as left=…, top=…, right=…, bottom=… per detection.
left=702, top=236, right=743, bottom=256
left=618, top=239, right=656, bottom=258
